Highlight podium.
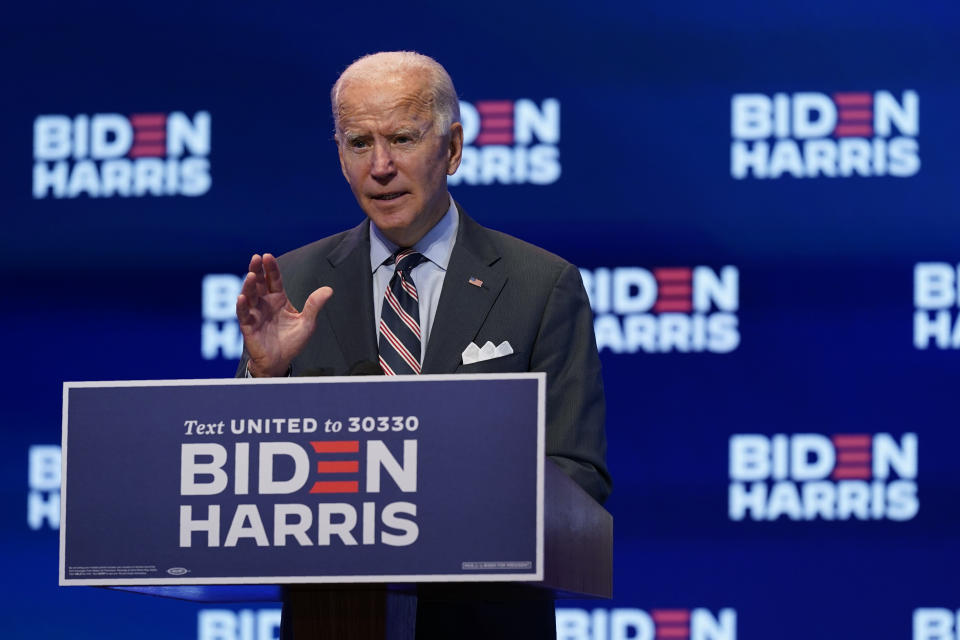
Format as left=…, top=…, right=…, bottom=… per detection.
left=60, top=374, right=612, bottom=638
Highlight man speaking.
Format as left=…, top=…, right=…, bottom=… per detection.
left=235, top=51, right=610, bottom=637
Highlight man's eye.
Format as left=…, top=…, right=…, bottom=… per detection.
left=351, top=139, right=368, bottom=149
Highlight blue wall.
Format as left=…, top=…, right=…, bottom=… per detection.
left=4, top=1, right=960, bottom=637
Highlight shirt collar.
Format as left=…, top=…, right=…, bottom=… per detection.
left=369, top=196, right=459, bottom=272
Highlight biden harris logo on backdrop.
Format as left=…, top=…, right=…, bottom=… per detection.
left=198, top=609, right=281, bottom=640
left=728, top=433, right=918, bottom=521
left=201, top=274, right=244, bottom=360
left=556, top=607, right=736, bottom=640
left=32, top=111, right=211, bottom=198
left=730, top=90, right=919, bottom=179
left=914, top=609, right=960, bottom=640
left=580, top=266, right=739, bottom=355
left=27, top=445, right=61, bottom=531
left=914, top=263, right=960, bottom=350
left=449, top=98, right=560, bottom=186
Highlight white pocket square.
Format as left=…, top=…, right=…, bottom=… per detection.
left=461, top=340, right=514, bottom=365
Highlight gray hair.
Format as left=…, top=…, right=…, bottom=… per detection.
left=331, top=51, right=461, bottom=136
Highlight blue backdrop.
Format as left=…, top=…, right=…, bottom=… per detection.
left=4, top=1, right=959, bottom=638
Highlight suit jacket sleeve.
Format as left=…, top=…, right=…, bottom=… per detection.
left=533, top=262, right=611, bottom=504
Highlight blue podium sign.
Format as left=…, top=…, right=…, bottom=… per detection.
left=60, top=374, right=545, bottom=586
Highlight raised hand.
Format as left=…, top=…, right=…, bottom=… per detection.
left=235, top=253, right=333, bottom=377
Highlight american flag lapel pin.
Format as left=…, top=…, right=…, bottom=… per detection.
left=468, top=276, right=483, bottom=287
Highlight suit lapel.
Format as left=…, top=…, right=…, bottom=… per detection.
left=421, top=206, right=506, bottom=374
left=322, top=221, right=379, bottom=369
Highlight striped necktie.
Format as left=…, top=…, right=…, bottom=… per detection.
left=378, top=249, right=427, bottom=375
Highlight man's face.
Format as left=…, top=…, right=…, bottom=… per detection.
left=336, top=73, right=463, bottom=248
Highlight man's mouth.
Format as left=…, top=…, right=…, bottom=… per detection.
left=371, top=192, right=407, bottom=201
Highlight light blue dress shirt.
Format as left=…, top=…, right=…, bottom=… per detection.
left=369, top=196, right=459, bottom=361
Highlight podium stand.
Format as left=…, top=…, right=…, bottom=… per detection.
left=60, top=374, right=612, bottom=638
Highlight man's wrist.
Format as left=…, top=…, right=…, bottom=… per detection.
left=245, top=362, right=293, bottom=377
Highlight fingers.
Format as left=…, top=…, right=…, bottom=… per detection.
left=236, top=251, right=306, bottom=330
left=240, top=253, right=279, bottom=303
left=247, top=253, right=268, bottom=299
left=301, top=286, right=334, bottom=326
left=237, top=272, right=264, bottom=327
left=240, top=260, right=263, bottom=309
left=239, top=253, right=272, bottom=325
left=262, top=253, right=285, bottom=294
left=236, top=292, right=253, bottom=325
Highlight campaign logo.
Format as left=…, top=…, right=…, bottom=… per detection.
left=33, top=111, right=211, bottom=198
left=27, top=445, right=61, bottom=530
left=729, top=433, right=918, bottom=521
left=556, top=607, right=736, bottom=640
left=580, top=266, right=739, bottom=354
left=449, top=98, right=560, bottom=186
left=914, top=609, right=960, bottom=640
left=914, top=263, right=960, bottom=350
left=731, top=90, right=919, bottom=179
left=198, top=609, right=281, bottom=640
left=180, top=423, right=419, bottom=548
left=202, top=274, right=244, bottom=360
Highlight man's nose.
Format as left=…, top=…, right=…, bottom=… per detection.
left=370, top=143, right=396, bottom=181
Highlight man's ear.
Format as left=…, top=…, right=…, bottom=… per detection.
left=446, top=122, right=464, bottom=175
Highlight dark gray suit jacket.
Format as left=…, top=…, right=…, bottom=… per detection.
left=239, top=205, right=611, bottom=503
